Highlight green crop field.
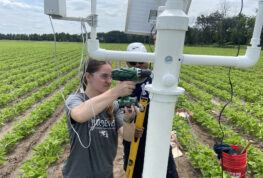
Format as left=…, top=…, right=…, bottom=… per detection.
left=0, top=40, right=262, bottom=177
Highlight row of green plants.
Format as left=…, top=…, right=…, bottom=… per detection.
left=178, top=80, right=263, bottom=176
left=0, top=53, right=80, bottom=93
left=0, top=77, right=79, bottom=163
left=0, top=46, right=80, bottom=71
left=182, top=64, right=263, bottom=85
left=181, top=65, right=263, bottom=115
left=19, top=115, right=69, bottom=177
left=181, top=67, right=262, bottom=103
left=179, top=95, right=263, bottom=177
left=1, top=55, right=79, bottom=89
left=180, top=73, right=263, bottom=139
left=172, top=112, right=224, bottom=177
left=0, top=49, right=78, bottom=80
left=0, top=58, right=80, bottom=108
left=0, top=49, right=79, bottom=77
left=0, top=50, right=55, bottom=71
left=181, top=68, right=263, bottom=118
left=0, top=51, right=52, bottom=70
left=181, top=70, right=262, bottom=117
left=0, top=66, right=79, bottom=126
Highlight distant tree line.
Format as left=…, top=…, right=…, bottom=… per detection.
left=185, top=11, right=261, bottom=46
left=0, top=11, right=262, bottom=46
left=0, top=31, right=152, bottom=44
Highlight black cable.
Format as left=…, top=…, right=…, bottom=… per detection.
left=218, top=0, right=243, bottom=143
left=148, top=25, right=155, bottom=53
left=148, top=25, right=155, bottom=70
left=218, top=0, right=243, bottom=177
left=218, top=67, right=233, bottom=143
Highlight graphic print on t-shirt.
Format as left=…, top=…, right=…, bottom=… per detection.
left=91, top=117, right=116, bottom=138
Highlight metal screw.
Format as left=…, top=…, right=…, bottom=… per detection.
left=165, top=56, right=173, bottom=63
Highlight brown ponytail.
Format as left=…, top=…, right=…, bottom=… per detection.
left=106, top=104, right=114, bottom=123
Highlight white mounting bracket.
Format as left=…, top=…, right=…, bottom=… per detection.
left=51, top=14, right=97, bottom=26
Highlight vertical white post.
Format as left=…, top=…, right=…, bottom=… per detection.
left=91, top=0, right=97, bottom=40
left=250, top=0, right=263, bottom=47
left=143, top=0, right=188, bottom=177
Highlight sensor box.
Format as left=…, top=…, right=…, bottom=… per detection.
left=125, top=0, right=191, bottom=35
left=125, top=0, right=166, bottom=36
left=44, top=0, right=66, bottom=17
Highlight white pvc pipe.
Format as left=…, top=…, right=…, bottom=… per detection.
left=88, top=39, right=155, bottom=62
left=143, top=0, right=188, bottom=177
left=90, top=48, right=155, bottom=62
left=90, top=0, right=97, bottom=40
left=91, top=0, right=96, bottom=17
left=143, top=100, right=176, bottom=178
left=250, top=0, right=263, bottom=47
left=182, top=46, right=261, bottom=68
left=87, top=0, right=263, bottom=69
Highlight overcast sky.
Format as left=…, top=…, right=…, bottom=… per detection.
left=0, top=0, right=259, bottom=34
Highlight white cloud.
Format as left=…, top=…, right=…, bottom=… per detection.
left=0, top=0, right=259, bottom=34
left=0, top=0, right=41, bottom=10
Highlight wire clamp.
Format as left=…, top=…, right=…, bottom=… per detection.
left=87, top=14, right=98, bottom=27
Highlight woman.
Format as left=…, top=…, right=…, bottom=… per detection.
left=62, top=59, right=139, bottom=178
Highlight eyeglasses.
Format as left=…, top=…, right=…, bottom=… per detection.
left=92, top=73, right=112, bottom=80
left=128, top=62, right=145, bottom=66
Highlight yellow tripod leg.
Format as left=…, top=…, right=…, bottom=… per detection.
left=125, top=97, right=148, bottom=178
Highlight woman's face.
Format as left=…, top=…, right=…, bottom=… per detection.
left=87, top=64, right=112, bottom=94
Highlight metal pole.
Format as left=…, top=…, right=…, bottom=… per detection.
left=91, top=0, right=97, bottom=40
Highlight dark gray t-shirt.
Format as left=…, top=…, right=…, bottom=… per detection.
left=62, top=93, right=123, bottom=178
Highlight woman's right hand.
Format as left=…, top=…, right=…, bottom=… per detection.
left=134, top=127, right=144, bottom=138
left=113, top=81, right=136, bottom=97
